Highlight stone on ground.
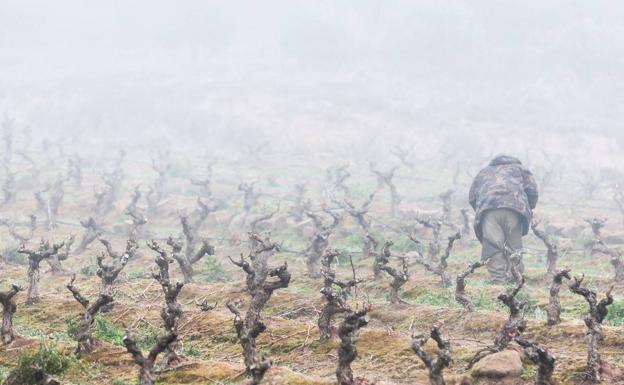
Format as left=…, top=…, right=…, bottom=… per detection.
left=471, top=350, right=522, bottom=379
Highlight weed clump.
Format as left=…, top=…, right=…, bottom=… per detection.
left=201, top=255, right=232, bottom=283
left=94, top=316, right=126, bottom=347
left=66, top=314, right=156, bottom=349
left=605, top=300, right=624, bottom=326
left=5, top=344, right=73, bottom=384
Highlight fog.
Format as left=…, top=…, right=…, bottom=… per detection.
left=2, top=5, right=624, bottom=382
left=1, top=1, right=623, bottom=167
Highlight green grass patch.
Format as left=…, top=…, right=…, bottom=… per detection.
left=472, top=291, right=503, bottom=311
left=560, top=298, right=589, bottom=319
left=9, top=251, right=28, bottom=265
left=515, top=290, right=539, bottom=314
left=404, top=288, right=460, bottom=308
left=606, top=300, right=624, bottom=326
left=15, top=324, right=72, bottom=342
left=333, top=232, right=369, bottom=253
left=0, top=366, right=10, bottom=383
left=521, top=365, right=536, bottom=380
left=200, top=255, right=232, bottom=283
left=65, top=314, right=125, bottom=346
left=66, top=314, right=159, bottom=350
left=94, top=316, right=126, bottom=346
left=391, top=236, right=419, bottom=253
left=126, top=270, right=150, bottom=279
left=183, top=342, right=203, bottom=358
left=79, top=264, right=96, bottom=277
left=9, top=344, right=74, bottom=383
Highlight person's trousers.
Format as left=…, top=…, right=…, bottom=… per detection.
left=480, top=208, right=524, bottom=282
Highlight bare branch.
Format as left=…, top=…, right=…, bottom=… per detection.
left=531, top=220, right=560, bottom=276
left=515, top=336, right=555, bottom=385
left=66, top=274, right=114, bottom=354
left=319, top=249, right=358, bottom=340
left=0, top=284, right=23, bottom=344
left=379, top=255, right=409, bottom=305
left=411, top=326, right=452, bottom=385
left=455, top=259, right=488, bottom=312
left=124, top=329, right=177, bottom=385
left=468, top=276, right=526, bottom=368
left=19, top=239, right=64, bottom=304
left=336, top=307, right=370, bottom=385
left=227, top=233, right=291, bottom=385
left=547, top=269, right=571, bottom=326
left=569, top=275, right=614, bottom=382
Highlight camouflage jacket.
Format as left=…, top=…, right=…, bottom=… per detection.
left=469, top=155, right=538, bottom=241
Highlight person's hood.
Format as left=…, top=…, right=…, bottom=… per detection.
left=488, top=154, right=522, bottom=167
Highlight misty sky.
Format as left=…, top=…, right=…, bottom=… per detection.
left=1, top=1, right=623, bottom=141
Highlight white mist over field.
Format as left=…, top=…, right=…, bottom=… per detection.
left=0, top=1, right=623, bottom=168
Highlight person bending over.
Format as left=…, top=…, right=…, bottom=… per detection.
left=469, top=155, right=538, bottom=283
